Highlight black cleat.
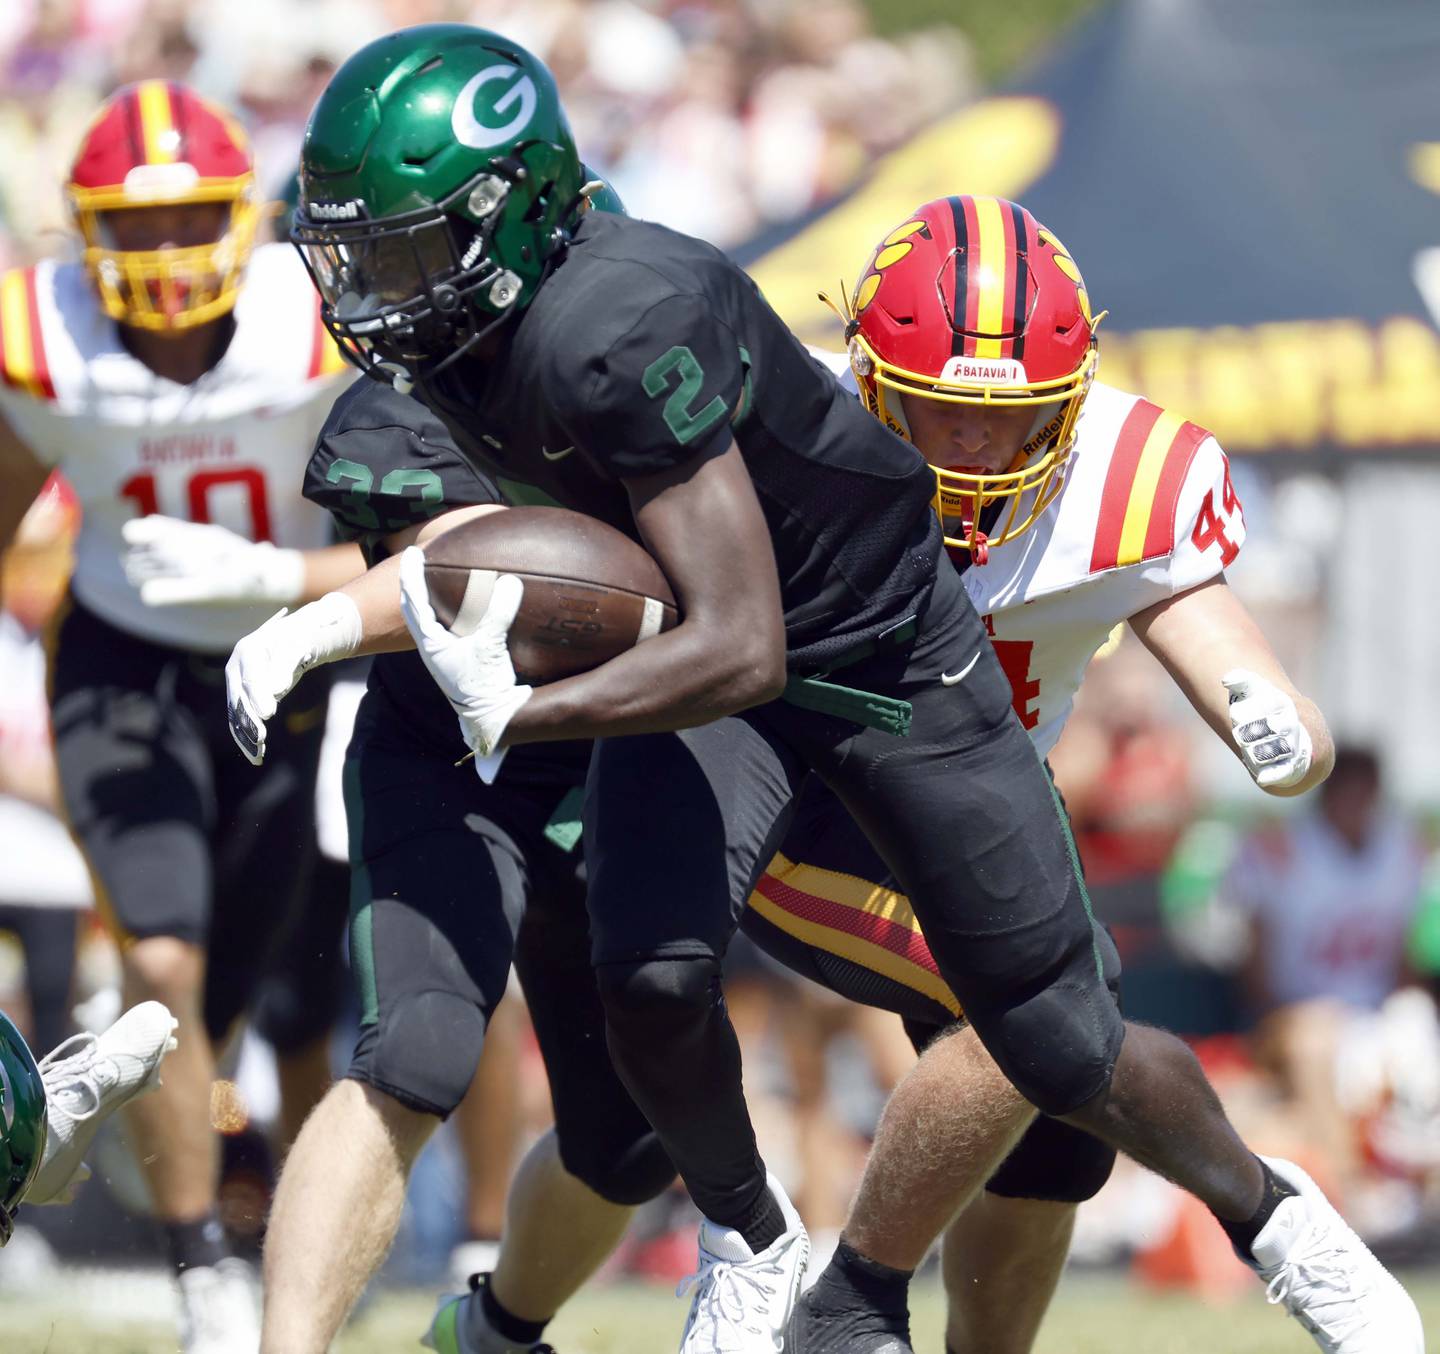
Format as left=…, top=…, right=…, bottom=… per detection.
left=785, top=1283, right=914, bottom=1354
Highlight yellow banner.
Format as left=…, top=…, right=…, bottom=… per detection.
left=1098, top=316, right=1440, bottom=453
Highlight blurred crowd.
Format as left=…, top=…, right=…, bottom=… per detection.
left=0, top=0, right=976, bottom=267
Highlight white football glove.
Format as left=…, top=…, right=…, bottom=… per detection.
left=1221, top=668, right=1313, bottom=790
left=123, top=515, right=306, bottom=607
left=225, top=593, right=362, bottom=765
left=398, top=545, right=533, bottom=762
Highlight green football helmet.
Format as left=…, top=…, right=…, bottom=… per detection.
left=0, top=1012, right=47, bottom=1246
left=292, top=23, right=587, bottom=379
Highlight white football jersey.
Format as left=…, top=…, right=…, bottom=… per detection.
left=0, top=245, right=352, bottom=652
left=963, top=381, right=1245, bottom=755
left=811, top=350, right=1246, bottom=756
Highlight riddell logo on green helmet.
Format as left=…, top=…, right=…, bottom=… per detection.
left=451, top=65, right=538, bottom=150
left=308, top=199, right=367, bottom=221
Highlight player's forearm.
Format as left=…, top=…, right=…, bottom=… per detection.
left=1131, top=578, right=1329, bottom=797
left=504, top=620, right=786, bottom=744
left=297, top=542, right=366, bottom=603
left=335, top=554, right=413, bottom=656
left=503, top=442, right=785, bottom=741
left=322, top=507, right=505, bottom=657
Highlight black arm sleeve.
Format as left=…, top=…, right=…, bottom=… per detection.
left=559, top=289, right=746, bottom=479
left=304, top=378, right=503, bottom=562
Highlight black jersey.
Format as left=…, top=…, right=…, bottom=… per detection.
left=421, top=212, right=943, bottom=671
left=305, top=376, right=500, bottom=566
left=304, top=377, right=590, bottom=779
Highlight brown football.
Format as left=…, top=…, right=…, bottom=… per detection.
left=422, top=507, right=680, bottom=683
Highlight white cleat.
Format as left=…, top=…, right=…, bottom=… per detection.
left=27, top=1000, right=178, bottom=1206
left=677, top=1172, right=810, bottom=1353
left=177, top=1257, right=261, bottom=1354
left=1248, top=1156, right=1425, bottom=1353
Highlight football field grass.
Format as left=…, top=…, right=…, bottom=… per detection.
left=10, top=1272, right=1440, bottom=1354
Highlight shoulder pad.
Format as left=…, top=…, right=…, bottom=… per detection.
left=1089, top=398, right=1210, bottom=573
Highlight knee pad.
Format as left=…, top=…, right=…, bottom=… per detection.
left=985, top=1115, right=1117, bottom=1204
left=979, top=978, right=1125, bottom=1117
left=557, top=1125, right=678, bottom=1206
left=346, top=989, right=488, bottom=1118
left=960, top=904, right=1126, bottom=1117
left=595, top=956, right=719, bottom=1043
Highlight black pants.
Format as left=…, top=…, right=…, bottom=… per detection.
left=342, top=681, right=674, bottom=1202
left=744, top=771, right=1120, bottom=1205
left=583, top=566, right=1123, bottom=1225
left=49, top=599, right=328, bottom=1041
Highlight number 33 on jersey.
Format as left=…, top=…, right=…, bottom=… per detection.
left=0, top=246, right=351, bottom=651
left=961, top=382, right=1246, bottom=754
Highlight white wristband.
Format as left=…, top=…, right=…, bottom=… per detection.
left=292, top=591, right=364, bottom=670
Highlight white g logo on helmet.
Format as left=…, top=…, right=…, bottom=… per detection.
left=452, top=65, right=538, bottom=150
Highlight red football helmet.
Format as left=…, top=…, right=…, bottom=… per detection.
left=840, top=195, right=1101, bottom=558
left=66, top=81, right=260, bottom=330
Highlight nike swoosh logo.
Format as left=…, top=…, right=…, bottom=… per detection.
left=940, top=651, right=981, bottom=686
left=541, top=444, right=576, bottom=462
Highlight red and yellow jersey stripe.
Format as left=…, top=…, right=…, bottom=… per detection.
left=0, top=268, right=56, bottom=401
left=1089, top=400, right=1210, bottom=572
left=749, top=852, right=962, bottom=1018
left=307, top=297, right=349, bottom=380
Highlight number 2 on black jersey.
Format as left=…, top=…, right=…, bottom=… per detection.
left=642, top=346, right=727, bottom=446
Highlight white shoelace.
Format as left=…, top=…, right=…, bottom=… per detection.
left=1264, top=1217, right=1371, bottom=1345
left=36, top=1033, right=105, bottom=1122
left=677, top=1253, right=785, bottom=1352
